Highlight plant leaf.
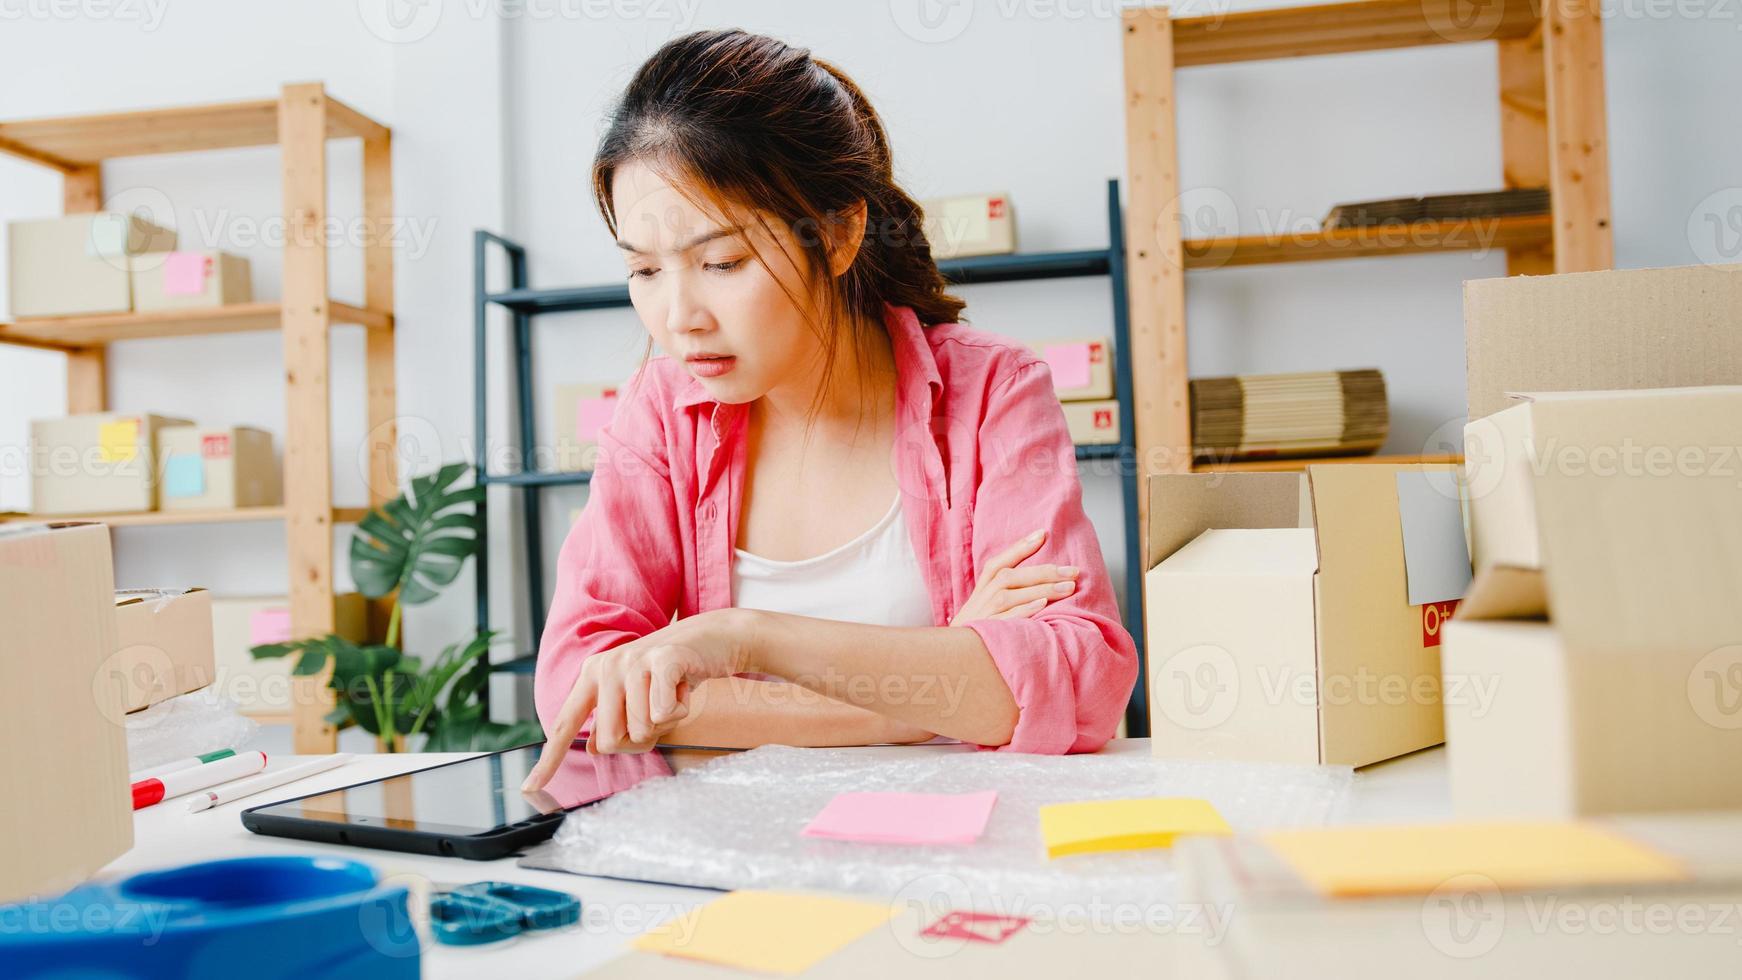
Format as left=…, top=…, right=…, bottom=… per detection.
left=349, top=462, right=481, bottom=605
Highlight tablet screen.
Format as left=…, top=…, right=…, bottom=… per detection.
left=249, top=741, right=733, bottom=838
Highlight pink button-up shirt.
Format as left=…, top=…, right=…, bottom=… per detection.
left=534, top=302, right=1139, bottom=754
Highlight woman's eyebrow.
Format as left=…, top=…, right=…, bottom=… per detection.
left=615, top=225, right=744, bottom=256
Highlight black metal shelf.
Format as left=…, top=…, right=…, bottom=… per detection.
left=474, top=178, right=1149, bottom=736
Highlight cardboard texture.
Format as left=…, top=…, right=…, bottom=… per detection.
left=210, top=593, right=367, bottom=717
left=1463, top=263, right=1742, bottom=422
left=155, top=426, right=280, bottom=511
left=1146, top=465, right=1458, bottom=767
left=1029, top=336, right=1114, bottom=401
left=1446, top=386, right=1742, bottom=818
left=1174, top=813, right=1742, bottom=980
left=1060, top=398, right=1119, bottom=445
left=0, top=523, right=132, bottom=902
left=7, top=213, right=177, bottom=318
left=921, top=192, right=1016, bottom=259
left=30, top=413, right=194, bottom=515
left=111, top=588, right=217, bottom=714
left=554, top=382, right=619, bottom=472
left=130, top=250, right=253, bottom=311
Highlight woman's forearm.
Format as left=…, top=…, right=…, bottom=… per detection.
left=662, top=676, right=933, bottom=748
left=741, top=610, right=1020, bottom=746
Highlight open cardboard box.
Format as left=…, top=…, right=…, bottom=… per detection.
left=1145, top=463, right=1468, bottom=767
left=1445, top=385, right=1742, bottom=818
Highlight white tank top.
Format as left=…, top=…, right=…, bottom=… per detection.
left=731, top=492, right=936, bottom=628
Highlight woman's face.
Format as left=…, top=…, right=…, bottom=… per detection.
left=612, top=159, right=832, bottom=405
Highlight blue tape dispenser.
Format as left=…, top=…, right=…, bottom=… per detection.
left=1, top=856, right=420, bottom=979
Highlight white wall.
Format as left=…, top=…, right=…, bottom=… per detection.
left=3, top=1, right=1740, bottom=723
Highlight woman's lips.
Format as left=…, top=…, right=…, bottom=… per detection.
left=687, top=355, right=736, bottom=378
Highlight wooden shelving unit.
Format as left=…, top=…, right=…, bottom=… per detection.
left=0, top=506, right=370, bottom=528
left=1122, top=0, right=1613, bottom=563
left=0, top=84, right=398, bottom=753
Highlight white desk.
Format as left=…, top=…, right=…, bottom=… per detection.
left=108, top=739, right=1449, bottom=978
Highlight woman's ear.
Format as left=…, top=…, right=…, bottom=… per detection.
left=824, top=200, right=869, bottom=278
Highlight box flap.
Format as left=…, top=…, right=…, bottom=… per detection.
left=1508, top=385, right=1742, bottom=404
left=1526, top=389, right=1742, bottom=654
left=1457, top=565, right=1549, bottom=621
left=1150, top=527, right=1319, bottom=577
left=1145, top=472, right=1309, bottom=569
left=1465, top=264, right=1742, bottom=421
left=1394, top=469, right=1473, bottom=605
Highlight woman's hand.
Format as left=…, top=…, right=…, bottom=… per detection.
left=521, top=608, right=756, bottom=791
left=950, top=528, right=1079, bottom=626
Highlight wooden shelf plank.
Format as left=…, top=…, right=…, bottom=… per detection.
left=1194, top=453, right=1463, bottom=473
left=0, top=301, right=390, bottom=348
left=1172, top=0, right=1540, bottom=67
left=0, top=95, right=386, bottom=169
left=0, top=506, right=369, bottom=527
left=1181, top=214, right=1551, bottom=269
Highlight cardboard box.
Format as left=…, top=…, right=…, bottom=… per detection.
left=1031, top=336, right=1114, bottom=401
left=0, top=523, right=132, bottom=902
left=1445, top=385, right=1742, bottom=818
left=1061, top=398, right=1120, bottom=445
left=211, top=593, right=368, bottom=718
left=7, top=213, right=177, bottom=318
left=1174, top=814, right=1742, bottom=980
left=156, top=425, right=279, bottom=511
left=1145, top=464, right=1466, bottom=767
left=130, top=250, right=253, bottom=311
left=921, top=192, right=1016, bottom=259
left=111, top=588, right=217, bottom=713
left=554, top=382, right=619, bottom=472
left=1464, top=262, right=1742, bottom=423
left=30, top=412, right=194, bottom=515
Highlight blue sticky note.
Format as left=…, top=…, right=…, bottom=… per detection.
left=163, top=454, right=205, bottom=498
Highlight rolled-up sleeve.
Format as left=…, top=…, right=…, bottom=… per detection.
left=533, top=368, right=683, bottom=732
left=962, top=360, right=1139, bottom=754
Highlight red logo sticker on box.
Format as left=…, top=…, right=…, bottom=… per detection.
left=1093, top=409, right=1112, bottom=429
left=920, top=911, right=1030, bottom=945
left=1421, top=599, right=1459, bottom=647
left=201, top=434, right=232, bottom=459
left=987, top=197, right=1006, bottom=219
left=1089, top=342, right=1105, bottom=363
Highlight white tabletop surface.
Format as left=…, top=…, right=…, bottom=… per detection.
left=107, top=738, right=1449, bottom=978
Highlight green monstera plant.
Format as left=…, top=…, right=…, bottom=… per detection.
left=251, top=463, right=542, bottom=752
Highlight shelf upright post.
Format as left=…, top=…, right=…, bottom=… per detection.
left=363, top=129, right=400, bottom=644
left=280, top=82, right=339, bottom=753
left=61, top=165, right=109, bottom=414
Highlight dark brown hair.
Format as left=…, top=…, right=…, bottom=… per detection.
left=592, top=29, right=965, bottom=412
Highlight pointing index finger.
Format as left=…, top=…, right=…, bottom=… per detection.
left=521, top=670, right=599, bottom=792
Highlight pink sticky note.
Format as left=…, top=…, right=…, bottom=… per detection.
left=576, top=393, right=617, bottom=442
left=1043, top=343, right=1092, bottom=389
left=802, top=790, right=998, bottom=845
left=249, top=607, right=292, bottom=645
left=163, top=252, right=211, bottom=295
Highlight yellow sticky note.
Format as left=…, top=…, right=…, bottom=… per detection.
left=1038, top=797, right=1231, bottom=858
left=633, top=890, right=896, bottom=976
left=98, top=419, right=140, bottom=463
left=1262, top=822, right=1689, bottom=898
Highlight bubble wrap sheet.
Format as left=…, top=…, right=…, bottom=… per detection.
left=521, top=745, right=1352, bottom=910
left=124, top=688, right=259, bottom=772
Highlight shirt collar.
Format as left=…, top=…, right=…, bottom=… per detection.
left=670, top=302, right=942, bottom=415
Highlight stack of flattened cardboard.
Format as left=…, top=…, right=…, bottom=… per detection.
left=1322, top=187, right=1550, bottom=229
left=1191, top=369, right=1387, bottom=462
left=1446, top=262, right=1742, bottom=820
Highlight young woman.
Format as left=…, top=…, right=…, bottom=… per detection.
left=523, top=29, right=1137, bottom=790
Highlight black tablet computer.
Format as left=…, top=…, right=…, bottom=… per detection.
left=240, top=740, right=736, bottom=860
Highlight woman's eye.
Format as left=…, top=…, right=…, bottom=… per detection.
left=704, top=258, right=744, bottom=273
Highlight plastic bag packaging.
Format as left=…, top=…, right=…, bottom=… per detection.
left=522, top=744, right=1353, bottom=912
left=125, top=688, right=260, bottom=772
